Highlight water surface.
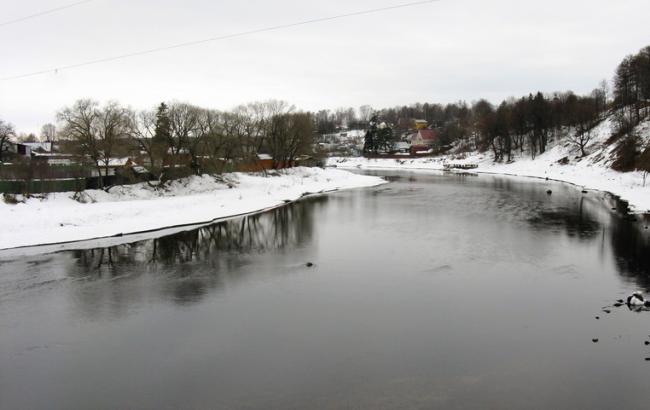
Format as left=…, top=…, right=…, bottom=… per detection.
left=1, top=170, right=650, bottom=409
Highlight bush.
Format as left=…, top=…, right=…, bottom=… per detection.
left=3, top=193, right=19, bottom=204
left=611, top=135, right=640, bottom=172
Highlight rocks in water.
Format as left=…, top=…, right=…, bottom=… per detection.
left=613, top=303, right=624, bottom=307
left=582, top=190, right=588, bottom=194
left=546, top=190, right=553, bottom=195
left=603, top=309, right=612, bottom=314
left=595, top=316, right=600, bottom=320
left=305, top=262, right=314, bottom=267
left=617, top=299, right=624, bottom=304
left=644, top=341, right=650, bottom=346
left=627, top=291, right=646, bottom=306
left=592, top=338, right=599, bottom=343
left=646, top=358, right=650, bottom=361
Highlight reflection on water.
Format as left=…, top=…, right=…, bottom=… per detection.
left=61, top=198, right=324, bottom=307
left=2, top=171, right=650, bottom=410
left=73, top=198, right=320, bottom=269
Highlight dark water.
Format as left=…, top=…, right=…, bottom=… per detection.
left=2, top=171, right=650, bottom=409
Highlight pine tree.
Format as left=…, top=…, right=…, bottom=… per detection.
left=154, top=102, right=171, bottom=144
left=363, top=114, right=393, bottom=155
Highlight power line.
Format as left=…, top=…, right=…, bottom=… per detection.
left=0, top=0, right=95, bottom=28
left=0, top=0, right=439, bottom=82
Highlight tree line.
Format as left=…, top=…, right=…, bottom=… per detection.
left=55, top=99, right=316, bottom=187
left=368, top=46, right=650, bottom=167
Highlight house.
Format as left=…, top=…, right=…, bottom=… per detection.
left=391, top=141, right=411, bottom=154
left=414, top=119, right=428, bottom=130
left=91, top=158, right=134, bottom=177
left=14, top=142, right=53, bottom=157
left=409, top=129, right=439, bottom=147
left=32, top=152, right=76, bottom=166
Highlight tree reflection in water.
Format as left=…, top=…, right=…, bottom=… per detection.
left=66, top=197, right=325, bottom=306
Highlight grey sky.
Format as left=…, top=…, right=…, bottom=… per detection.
left=1, top=0, right=649, bottom=134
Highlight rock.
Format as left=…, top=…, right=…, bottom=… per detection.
left=603, top=309, right=611, bottom=314
left=582, top=190, right=588, bottom=194
left=546, top=190, right=553, bottom=195
left=595, top=316, right=600, bottom=320
left=644, top=341, right=649, bottom=346
left=646, top=358, right=650, bottom=361
left=592, top=338, right=599, bottom=343
left=306, top=262, right=314, bottom=267
left=617, top=299, right=624, bottom=303
left=614, top=303, right=624, bottom=307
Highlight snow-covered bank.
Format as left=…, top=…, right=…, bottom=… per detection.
left=329, top=118, right=650, bottom=213
left=0, top=167, right=386, bottom=250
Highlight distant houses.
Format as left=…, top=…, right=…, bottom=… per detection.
left=319, top=118, right=443, bottom=157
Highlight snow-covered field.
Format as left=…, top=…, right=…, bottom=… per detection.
left=330, top=118, right=650, bottom=213
left=0, top=167, right=386, bottom=250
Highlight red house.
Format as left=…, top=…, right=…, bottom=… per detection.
left=409, top=129, right=439, bottom=154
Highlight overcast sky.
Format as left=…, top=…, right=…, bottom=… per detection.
left=1, top=0, right=649, bottom=134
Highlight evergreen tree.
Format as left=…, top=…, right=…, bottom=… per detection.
left=363, top=114, right=393, bottom=155
left=154, top=102, right=171, bottom=144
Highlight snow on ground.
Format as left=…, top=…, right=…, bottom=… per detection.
left=0, top=167, right=386, bottom=250
left=330, top=117, right=650, bottom=213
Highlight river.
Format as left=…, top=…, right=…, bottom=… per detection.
left=1, top=170, right=650, bottom=409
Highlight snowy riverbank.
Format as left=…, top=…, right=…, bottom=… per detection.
left=0, top=167, right=386, bottom=250
left=329, top=119, right=650, bottom=213
left=330, top=154, right=650, bottom=213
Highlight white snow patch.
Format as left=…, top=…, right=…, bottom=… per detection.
left=0, top=167, right=385, bottom=250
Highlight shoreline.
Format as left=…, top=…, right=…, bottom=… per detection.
left=0, top=167, right=387, bottom=252
left=328, top=156, right=650, bottom=215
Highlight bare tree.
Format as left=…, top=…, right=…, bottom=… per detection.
left=128, top=109, right=169, bottom=178
left=58, top=100, right=132, bottom=188
left=41, top=123, right=56, bottom=142
left=0, top=119, right=16, bottom=162
left=359, top=105, right=373, bottom=123
left=165, top=102, right=211, bottom=174
left=567, top=97, right=599, bottom=157
left=267, top=112, right=314, bottom=168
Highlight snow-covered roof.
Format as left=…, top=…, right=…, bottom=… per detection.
left=100, top=158, right=130, bottom=167
left=257, top=153, right=272, bottom=160
left=21, top=142, right=53, bottom=152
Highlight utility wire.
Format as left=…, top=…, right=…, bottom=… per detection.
left=0, top=0, right=439, bottom=82
left=0, top=0, right=95, bottom=28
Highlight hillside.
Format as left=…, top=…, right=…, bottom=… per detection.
left=329, top=114, right=650, bottom=213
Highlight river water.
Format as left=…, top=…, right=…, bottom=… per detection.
left=1, top=170, right=650, bottom=409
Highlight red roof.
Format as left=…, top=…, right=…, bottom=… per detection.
left=419, top=129, right=437, bottom=140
